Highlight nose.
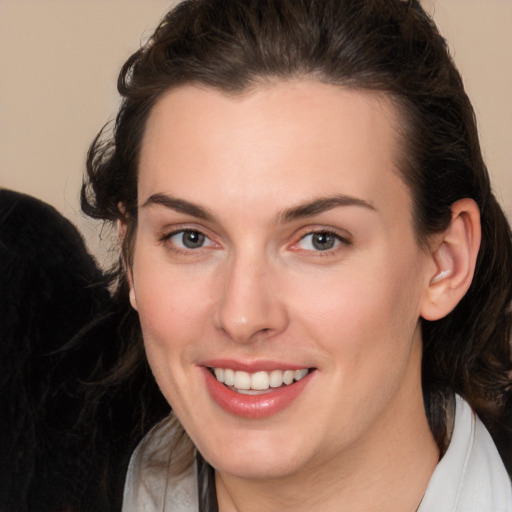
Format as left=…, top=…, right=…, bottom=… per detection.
left=214, top=252, right=289, bottom=344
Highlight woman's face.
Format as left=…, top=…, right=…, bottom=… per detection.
left=130, top=81, right=436, bottom=480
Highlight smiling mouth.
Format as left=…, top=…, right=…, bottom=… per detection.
left=209, top=367, right=312, bottom=395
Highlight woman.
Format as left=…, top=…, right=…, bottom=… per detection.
left=82, top=0, right=512, bottom=510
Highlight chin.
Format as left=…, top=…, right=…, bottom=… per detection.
left=198, top=429, right=312, bottom=480
left=212, top=455, right=302, bottom=481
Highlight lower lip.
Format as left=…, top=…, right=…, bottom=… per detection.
left=202, top=367, right=314, bottom=419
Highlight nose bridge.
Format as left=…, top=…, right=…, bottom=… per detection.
left=215, top=245, right=287, bottom=343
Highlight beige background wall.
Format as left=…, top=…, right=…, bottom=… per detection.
left=1, top=0, right=511, bottom=266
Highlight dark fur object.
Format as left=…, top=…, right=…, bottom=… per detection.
left=0, top=189, right=168, bottom=512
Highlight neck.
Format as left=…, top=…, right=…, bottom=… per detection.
left=215, top=379, right=439, bottom=512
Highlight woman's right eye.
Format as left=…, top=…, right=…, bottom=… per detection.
left=164, top=229, right=215, bottom=251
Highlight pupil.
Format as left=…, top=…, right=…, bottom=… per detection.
left=183, top=231, right=205, bottom=248
left=312, top=233, right=335, bottom=250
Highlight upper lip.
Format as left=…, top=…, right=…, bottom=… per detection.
left=200, top=359, right=314, bottom=373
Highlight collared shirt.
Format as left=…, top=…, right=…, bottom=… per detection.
left=418, top=394, right=511, bottom=511
left=123, top=395, right=512, bottom=511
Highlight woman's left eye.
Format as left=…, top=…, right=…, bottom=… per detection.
left=165, top=229, right=214, bottom=250
left=296, top=231, right=347, bottom=252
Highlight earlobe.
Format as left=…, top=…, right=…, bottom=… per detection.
left=129, top=286, right=138, bottom=310
left=126, top=266, right=138, bottom=311
left=421, top=198, right=481, bottom=321
left=118, top=219, right=126, bottom=238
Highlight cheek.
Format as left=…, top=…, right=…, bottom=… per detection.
left=290, top=246, right=426, bottom=367
left=131, top=249, right=216, bottom=372
left=132, top=266, right=215, bottom=412
left=136, top=280, right=205, bottom=337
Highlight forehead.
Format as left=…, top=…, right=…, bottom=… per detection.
left=138, top=80, right=411, bottom=223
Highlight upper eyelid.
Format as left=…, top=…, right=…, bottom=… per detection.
left=160, top=224, right=212, bottom=238
left=296, top=233, right=350, bottom=250
left=160, top=226, right=215, bottom=246
left=301, top=229, right=350, bottom=240
left=163, top=228, right=209, bottom=238
left=294, top=226, right=352, bottom=243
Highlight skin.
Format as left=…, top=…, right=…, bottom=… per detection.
left=128, top=80, right=444, bottom=512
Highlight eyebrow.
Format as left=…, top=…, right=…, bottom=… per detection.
left=276, top=194, right=376, bottom=224
left=142, top=192, right=375, bottom=223
left=142, top=193, right=215, bottom=221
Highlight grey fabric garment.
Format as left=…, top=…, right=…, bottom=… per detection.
left=122, top=417, right=198, bottom=512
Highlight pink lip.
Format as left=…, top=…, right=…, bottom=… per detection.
left=201, top=358, right=309, bottom=372
left=201, top=366, right=315, bottom=419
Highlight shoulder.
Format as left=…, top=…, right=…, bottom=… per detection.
left=122, top=415, right=198, bottom=512
left=419, top=395, right=512, bottom=512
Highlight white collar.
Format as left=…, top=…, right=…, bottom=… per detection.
left=418, top=394, right=511, bottom=512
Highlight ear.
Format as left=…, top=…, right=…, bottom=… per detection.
left=420, top=198, right=481, bottom=321
left=118, top=218, right=138, bottom=311
left=128, top=286, right=138, bottom=311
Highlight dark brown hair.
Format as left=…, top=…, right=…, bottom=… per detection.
left=82, top=0, right=512, bottom=472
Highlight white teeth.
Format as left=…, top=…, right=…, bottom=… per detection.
left=269, top=370, right=284, bottom=388
left=283, top=370, right=294, bottom=385
left=211, top=367, right=310, bottom=392
left=294, top=369, right=309, bottom=381
left=233, top=370, right=251, bottom=390
left=224, top=368, right=235, bottom=386
left=251, top=371, right=270, bottom=390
